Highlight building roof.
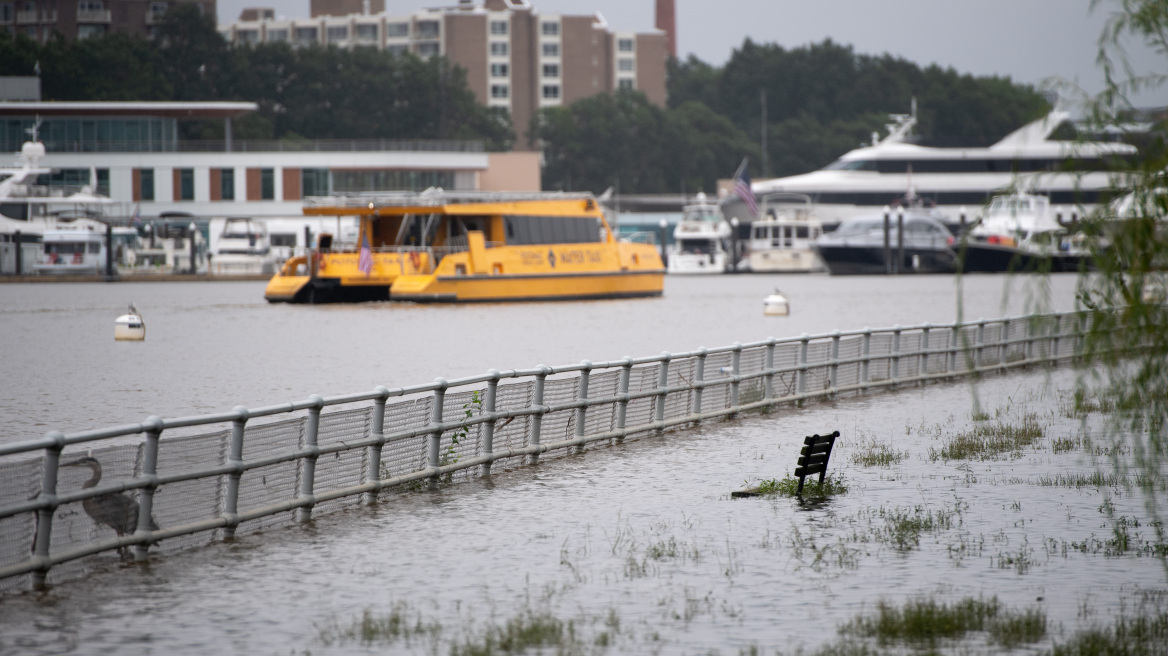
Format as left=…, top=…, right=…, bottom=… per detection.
left=0, top=101, right=258, bottom=119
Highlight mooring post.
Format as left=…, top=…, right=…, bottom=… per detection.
left=920, top=324, right=931, bottom=381
left=829, top=331, right=840, bottom=392
left=729, top=344, right=742, bottom=412
left=133, top=416, right=163, bottom=561
left=861, top=328, right=871, bottom=387
left=896, top=209, right=905, bottom=274
left=14, top=229, right=22, bottom=275
left=428, top=380, right=447, bottom=489
left=481, top=372, right=499, bottom=476
left=529, top=367, right=548, bottom=464
left=30, top=431, right=64, bottom=589
left=655, top=352, right=671, bottom=432
left=365, top=386, right=389, bottom=504
left=763, top=339, right=776, bottom=401
left=882, top=206, right=891, bottom=274
left=891, top=326, right=902, bottom=384
left=105, top=222, right=114, bottom=278
left=297, top=395, right=322, bottom=522
left=615, top=357, right=633, bottom=443
left=574, top=361, right=591, bottom=453
left=797, top=334, right=809, bottom=397
left=223, top=407, right=248, bottom=540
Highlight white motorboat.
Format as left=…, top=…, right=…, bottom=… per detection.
left=749, top=102, right=1136, bottom=230
left=746, top=193, right=826, bottom=273
left=813, top=209, right=957, bottom=275
left=960, top=192, right=1088, bottom=272
left=34, top=219, right=110, bottom=275
left=210, top=217, right=277, bottom=275
left=667, top=193, right=733, bottom=274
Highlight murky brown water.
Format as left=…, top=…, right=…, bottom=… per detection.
left=4, top=274, right=1162, bottom=655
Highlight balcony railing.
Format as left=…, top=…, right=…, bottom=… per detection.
left=76, top=8, right=112, bottom=22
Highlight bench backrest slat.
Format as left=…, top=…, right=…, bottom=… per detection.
left=794, top=431, right=839, bottom=495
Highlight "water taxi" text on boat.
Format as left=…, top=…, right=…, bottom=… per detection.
left=264, top=191, right=665, bottom=303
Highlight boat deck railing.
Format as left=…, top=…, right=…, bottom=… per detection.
left=0, top=311, right=1099, bottom=591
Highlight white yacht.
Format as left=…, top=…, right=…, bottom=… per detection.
left=667, top=193, right=733, bottom=274
left=750, top=105, right=1136, bottom=229
left=961, top=192, right=1087, bottom=272
left=209, top=217, right=277, bottom=275
left=746, top=193, right=826, bottom=273
left=33, top=219, right=110, bottom=275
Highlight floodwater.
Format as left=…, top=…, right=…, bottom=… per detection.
left=2, top=273, right=1164, bottom=655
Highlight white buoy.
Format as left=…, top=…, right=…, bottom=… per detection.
left=763, top=289, right=789, bottom=316
left=115, top=303, right=146, bottom=341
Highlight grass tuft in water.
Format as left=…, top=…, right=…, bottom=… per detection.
left=753, top=473, right=849, bottom=497
left=929, top=414, right=1043, bottom=461
left=1050, top=609, right=1168, bottom=656
left=451, top=609, right=577, bottom=656
left=841, top=596, right=1045, bottom=648
left=850, top=439, right=908, bottom=468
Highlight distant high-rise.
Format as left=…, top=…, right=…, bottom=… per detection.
left=220, top=0, right=668, bottom=150
left=655, top=0, right=676, bottom=59
left=1, top=0, right=215, bottom=42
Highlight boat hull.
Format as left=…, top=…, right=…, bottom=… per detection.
left=815, top=245, right=956, bottom=275
left=747, top=248, right=825, bottom=273
left=957, top=243, right=1088, bottom=273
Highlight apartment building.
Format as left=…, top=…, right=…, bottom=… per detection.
left=219, top=0, right=669, bottom=149
left=0, top=0, right=213, bottom=41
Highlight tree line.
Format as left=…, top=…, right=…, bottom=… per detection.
left=2, top=6, right=1051, bottom=193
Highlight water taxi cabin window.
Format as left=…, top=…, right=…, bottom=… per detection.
left=140, top=168, right=155, bottom=201
left=260, top=169, right=274, bottom=200
left=386, top=22, right=408, bottom=37
left=179, top=168, right=194, bottom=201
left=541, top=22, right=559, bottom=36
left=489, top=20, right=507, bottom=35
left=618, top=38, right=634, bottom=52
left=503, top=216, right=601, bottom=245
left=542, top=43, right=559, bottom=57
left=219, top=168, right=235, bottom=200
left=491, top=63, right=509, bottom=78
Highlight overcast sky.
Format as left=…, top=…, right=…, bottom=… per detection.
left=216, top=0, right=1168, bottom=107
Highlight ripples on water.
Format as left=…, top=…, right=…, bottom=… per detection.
left=5, top=274, right=1159, bottom=655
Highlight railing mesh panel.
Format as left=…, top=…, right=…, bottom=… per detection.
left=837, top=337, right=863, bottom=388
left=236, top=417, right=304, bottom=534
left=488, top=381, right=534, bottom=469
left=152, top=429, right=228, bottom=553
left=380, top=397, right=432, bottom=481
left=315, top=408, right=372, bottom=512
left=0, top=457, right=41, bottom=592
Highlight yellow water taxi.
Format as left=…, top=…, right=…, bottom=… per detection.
left=264, top=191, right=665, bottom=303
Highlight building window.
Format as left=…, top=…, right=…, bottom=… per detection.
left=489, top=20, right=507, bottom=35
left=618, top=38, right=634, bottom=52
left=140, top=169, right=154, bottom=201
left=619, top=79, right=634, bottom=90
left=326, top=25, right=347, bottom=41
left=179, top=168, right=194, bottom=200
left=266, top=28, right=288, bottom=42
left=541, top=21, right=559, bottom=36
left=355, top=24, right=377, bottom=41
left=96, top=168, right=109, bottom=197
left=415, top=20, right=439, bottom=38
left=386, top=22, right=408, bottom=37
left=260, top=168, right=274, bottom=200
left=149, top=2, right=167, bottom=19
left=542, top=42, right=559, bottom=57
left=302, top=168, right=329, bottom=197
left=0, top=3, right=13, bottom=22
left=237, top=29, right=258, bottom=44
left=294, top=26, right=317, bottom=45
left=542, top=84, right=560, bottom=99
left=77, top=24, right=106, bottom=38
left=387, top=44, right=408, bottom=56
left=490, top=63, right=508, bottom=77
left=78, top=0, right=104, bottom=13
left=618, top=58, right=634, bottom=72
left=417, top=42, right=439, bottom=57
left=490, top=42, right=508, bottom=56
left=490, top=84, right=509, bottom=99
left=219, top=168, right=234, bottom=200
left=542, top=63, right=559, bottom=78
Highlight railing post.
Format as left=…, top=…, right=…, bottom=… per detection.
left=133, top=416, right=163, bottom=561
left=365, top=387, right=389, bottom=504
left=1051, top=314, right=1062, bottom=363
left=949, top=322, right=960, bottom=374
left=891, top=326, right=902, bottom=384
left=1075, top=310, right=1087, bottom=359
left=730, top=344, right=742, bottom=412
left=529, top=367, right=548, bottom=464
left=693, top=349, right=706, bottom=416
left=998, top=320, right=1009, bottom=370
left=574, top=361, right=591, bottom=453
left=428, top=379, right=447, bottom=489
left=975, top=319, right=986, bottom=370
left=797, top=334, right=809, bottom=397
left=481, top=372, right=499, bottom=476
left=222, top=406, right=248, bottom=540
left=655, top=352, right=671, bottom=432
left=615, top=358, right=632, bottom=443
left=30, top=431, right=64, bottom=589
left=829, top=331, right=840, bottom=392
left=297, top=395, right=323, bottom=522
left=1026, top=315, right=1036, bottom=363
left=920, top=324, right=931, bottom=381
left=764, top=339, right=776, bottom=401
left=861, top=328, right=871, bottom=387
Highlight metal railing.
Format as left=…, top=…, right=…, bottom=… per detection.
left=0, top=311, right=1091, bottom=590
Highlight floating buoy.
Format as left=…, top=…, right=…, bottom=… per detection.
left=115, top=303, right=146, bottom=341
left=763, top=289, right=790, bottom=316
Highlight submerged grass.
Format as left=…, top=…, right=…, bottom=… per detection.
left=841, top=596, right=1046, bottom=649
left=929, top=414, right=1044, bottom=461
left=850, top=438, right=908, bottom=468
left=754, top=473, right=849, bottom=497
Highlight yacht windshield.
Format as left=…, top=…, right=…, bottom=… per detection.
left=824, top=159, right=878, bottom=171
left=835, top=218, right=884, bottom=234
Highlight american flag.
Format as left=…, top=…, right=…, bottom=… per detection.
left=733, top=158, right=758, bottom=216
left=131, top=204, right=142, bottom=228
left=358, top=233, right=373, bottom=275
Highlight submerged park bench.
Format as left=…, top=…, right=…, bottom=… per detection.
left=732, top=431, right=840, bottom=498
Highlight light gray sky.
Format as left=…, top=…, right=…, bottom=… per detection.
left=216, top=0, right=1168, bottom=107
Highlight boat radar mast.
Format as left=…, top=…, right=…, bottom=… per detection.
left=873, top=97, right=918, bottom=146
